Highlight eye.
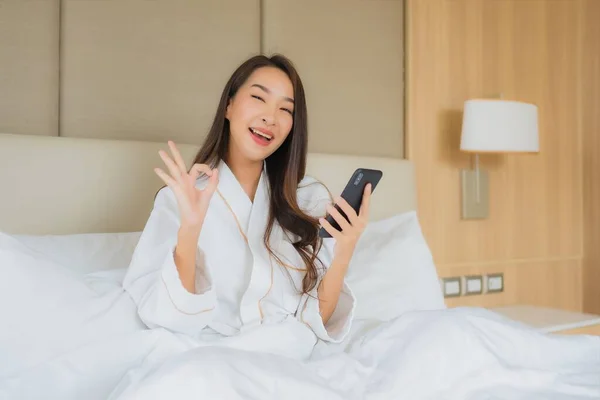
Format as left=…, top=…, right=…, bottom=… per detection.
left=251, top=95, right=265, bottom=102
left=281, top=108, right=293, bottom=115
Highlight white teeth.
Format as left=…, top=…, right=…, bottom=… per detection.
left=251, top=128, right=272, bottom=140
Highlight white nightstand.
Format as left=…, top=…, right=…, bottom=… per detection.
left=491, top=305, right=600, bottom=335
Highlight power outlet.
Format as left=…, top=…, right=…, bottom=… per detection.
left=441, top=277, right=461, bottom=298
left=464, top=275, right=483, bottom=295
left=486, top=273, right=504, bottom=293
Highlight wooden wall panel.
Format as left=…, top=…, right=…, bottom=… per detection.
left=441, top=259, right=582, bottom=311
left=406, top=0, right=587, bottom=310
left=582, top=0, right=600, bottom=314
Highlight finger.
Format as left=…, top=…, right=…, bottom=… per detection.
left=158, top=150, right=182, bottom=182
left=335, top=196, right=358, bottom=225
left=167, top=141, right=187, bottom=174
left=204, top=169, right=219, bottom=195
left=326, top=204, right=351, bottom=232
left=154, top=167, right=176, bottom=187
left=189, top=163, right=213, bottom=179
left=156, top=168, right=188, bottom=211
left=319, top=217, right=341, bottom=240
left=359, top=184, right=372, bottom=221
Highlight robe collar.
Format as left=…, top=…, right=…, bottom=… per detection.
left=215, top=159, right=270, bottom=246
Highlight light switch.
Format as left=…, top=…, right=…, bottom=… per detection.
left=441, top=277, right=461, bottom=298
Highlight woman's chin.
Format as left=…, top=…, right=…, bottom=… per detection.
left=238, top=146, right=272, bottom=163
left=242, top=141, right=281, bottom=162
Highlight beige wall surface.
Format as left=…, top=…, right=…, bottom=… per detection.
left=1, top=0, right=405, bottom=157
left=59, top=0, right=261, bottom=143
left=262, top=0, right=404, bottom=157
left=0, top=0, right=60, bottom=136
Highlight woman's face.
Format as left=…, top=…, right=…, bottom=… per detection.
left=225, top=66, right=295, bottom=163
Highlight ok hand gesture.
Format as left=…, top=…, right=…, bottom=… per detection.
left=154, top=141, right=219, bottom=230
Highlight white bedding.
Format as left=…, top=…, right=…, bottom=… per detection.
left=2, top=305, right=599, bottom=399
left=1, top=231, right=599, bottom=399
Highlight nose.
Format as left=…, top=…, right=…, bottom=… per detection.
left=261, top=115, right=275, bottom=126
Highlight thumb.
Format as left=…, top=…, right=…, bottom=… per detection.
left=205, top=169, right=219, bottom=194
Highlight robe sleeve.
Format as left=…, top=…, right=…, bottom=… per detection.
left=295, top=178, right=356, bottom=343
left=122, top=187, right=216, bottom=335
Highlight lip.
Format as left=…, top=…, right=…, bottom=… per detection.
left=250, top=127, right=274, bottom=139
left=248, top=128, right=272, bottom=147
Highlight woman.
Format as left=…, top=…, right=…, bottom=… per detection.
left=123, top=54, right=371, bottom=361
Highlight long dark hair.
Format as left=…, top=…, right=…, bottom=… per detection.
left=192, top=54, right=324, bottom=295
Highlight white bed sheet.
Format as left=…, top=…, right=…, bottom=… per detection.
left=1, top=257, right=599, bottom=399
left=2, top=305, right=599, bottom=399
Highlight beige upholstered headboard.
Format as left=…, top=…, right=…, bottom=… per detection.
left=0, top=133, right=415, bottom=235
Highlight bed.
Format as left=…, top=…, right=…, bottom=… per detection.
left=0, top=133, right=599, bottom=400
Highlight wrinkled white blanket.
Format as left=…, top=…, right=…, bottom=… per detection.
left=2, top=295, right=599, bottom=399
left=1, top=236, right=599, bottom=399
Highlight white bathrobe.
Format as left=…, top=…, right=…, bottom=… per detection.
left=122, top=160, right=355, bottom=360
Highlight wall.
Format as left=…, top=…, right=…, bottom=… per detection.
left=262, top=0, right=404, bottom=157
left=0, top=0, right=59, bottom=136
left=406, top=0, right=599, bottom=311
left=582, top=0, right=600, bottom=314
left=4, top=0, right=598, bottom=311
left=0, top=0, right=404, bottom=157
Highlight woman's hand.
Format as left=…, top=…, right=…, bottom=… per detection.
left=319, top=184, right=372, bottom=263
left=154, top=141, right=219, bottom=231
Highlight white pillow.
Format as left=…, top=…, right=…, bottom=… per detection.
left=346, top=211, right=446, bottom=321
left=10, top=231, right=141, bottom=274
left=0, top=233, right=144, bottom=378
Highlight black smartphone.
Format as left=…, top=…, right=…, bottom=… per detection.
left=319, top=168, right=383, bottom=238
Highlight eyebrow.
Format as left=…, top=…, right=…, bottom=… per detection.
left=251, top=83, right=294, bottom=104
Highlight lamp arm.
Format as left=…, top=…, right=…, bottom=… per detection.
left=473, top=154, right=480, bottom=203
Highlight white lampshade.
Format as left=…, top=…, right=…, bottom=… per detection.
left=460, top=99, right=539, bottom=153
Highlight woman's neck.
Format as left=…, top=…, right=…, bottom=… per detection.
left=224, top=151, right=263, bottom=203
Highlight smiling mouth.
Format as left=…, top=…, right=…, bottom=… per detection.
left=249, top=127, right=273, bottom=141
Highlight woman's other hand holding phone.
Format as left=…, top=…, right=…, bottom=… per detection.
left=317, top=183, right=371, bottom=324
left=319, top=183, right=372, bottom=263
